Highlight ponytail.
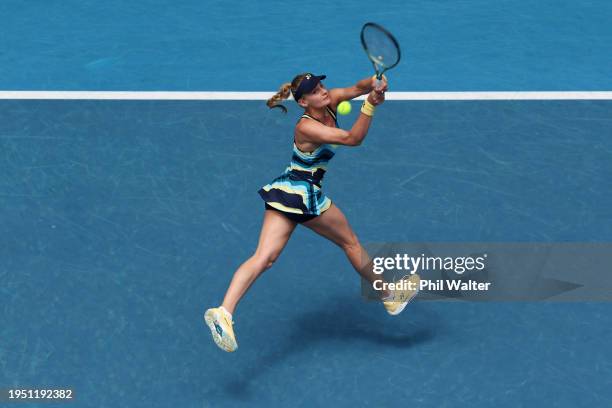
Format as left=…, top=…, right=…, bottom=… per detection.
left=266, top=83, right=292, bottom=113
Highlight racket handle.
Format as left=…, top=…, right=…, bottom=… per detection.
left=374, top=73, right=386, bottom=92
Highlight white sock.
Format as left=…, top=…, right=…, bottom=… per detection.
left=219, top=306, right=233, bottom=320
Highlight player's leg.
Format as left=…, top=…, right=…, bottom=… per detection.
left=205, top=208, right=297, bottom=352
left=303, top=203, right=419, bottom=315
left=302, top=203, right=385, bottom=295
left=221, top=208, right=297, bottom=314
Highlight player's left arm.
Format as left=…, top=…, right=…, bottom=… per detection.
left=329, top=76, right=388, bottom=107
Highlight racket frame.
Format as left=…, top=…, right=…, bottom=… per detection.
left=360, top=22, right=401, bottom=84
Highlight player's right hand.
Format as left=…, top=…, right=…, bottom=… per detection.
left=367, top=89, right=386, bottom=106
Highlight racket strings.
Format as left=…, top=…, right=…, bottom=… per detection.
left=362, top=25, right=400, bottom=69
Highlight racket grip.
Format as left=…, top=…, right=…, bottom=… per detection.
left=373, top=74, right=386, bottom=92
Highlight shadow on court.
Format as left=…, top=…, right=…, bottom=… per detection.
left=215, top=295, right=440, bottom=401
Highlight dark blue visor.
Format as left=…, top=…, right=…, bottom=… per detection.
left=292, top=73, right=326, bottom=101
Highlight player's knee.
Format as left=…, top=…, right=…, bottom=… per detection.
left=253, top=251, right=280, bottom=270
left=341, top=234, right=360, bottom=253
left=263, top=254, right=279, bottom=270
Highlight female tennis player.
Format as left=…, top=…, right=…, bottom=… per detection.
left=205, top=73, right=420, bottom=352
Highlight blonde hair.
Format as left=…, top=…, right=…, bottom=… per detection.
left=266, top=73, right=308, bottom=114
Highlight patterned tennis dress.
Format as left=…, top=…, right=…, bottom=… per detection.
left=258, top=106, right=339, bottom=218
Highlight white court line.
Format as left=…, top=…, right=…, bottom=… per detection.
left=0, top=91, right=611, bottom=100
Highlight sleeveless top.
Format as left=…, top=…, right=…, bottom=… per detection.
left=258, top=106, right=340, bottom=216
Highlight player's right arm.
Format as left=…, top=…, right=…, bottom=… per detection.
left=297, top=91, right=385, bottom=147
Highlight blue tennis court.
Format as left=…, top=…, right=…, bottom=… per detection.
left=1, top=1, right=611, bottom=407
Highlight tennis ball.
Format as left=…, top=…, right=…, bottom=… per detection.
left=337, top=101, right=352, bottom=115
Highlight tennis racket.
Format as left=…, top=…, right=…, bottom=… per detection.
left=360, top=22, right=401, bottom=90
